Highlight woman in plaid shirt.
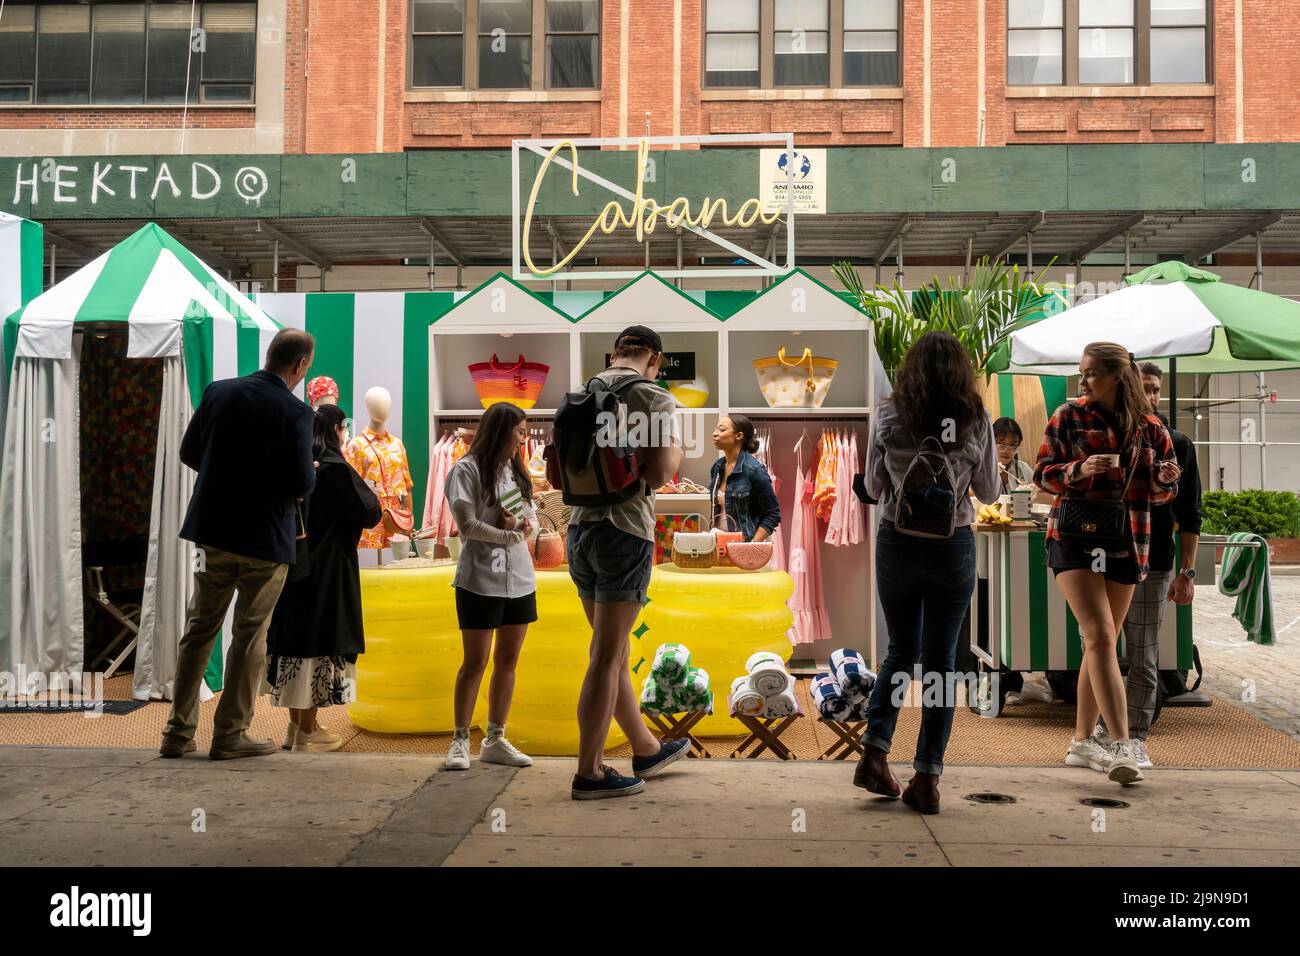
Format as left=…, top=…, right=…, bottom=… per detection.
left=1034, top=342, right=1180, bottom=786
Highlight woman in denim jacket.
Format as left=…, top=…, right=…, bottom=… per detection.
left=709, top=414, right=781, bottom=541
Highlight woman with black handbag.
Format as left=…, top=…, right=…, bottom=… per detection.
left=1034, top=342, right=1180, bottom=785
left=853, top=332, right=1000, bottom=815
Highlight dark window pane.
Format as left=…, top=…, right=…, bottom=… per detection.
left=547, top=34, right=595, bottom=87
left=480, top=0, right=533, bottom=34
left=0, top=5, right=36, bottom=89
left=478, top=34, right=531, bottom=88
left=547, top=0, right=599, bottom=32
left=201, top=3, right=256, bottom=83
left=774, top=30, right=828, bottom=86
left=412, top=34, right=463, bottom=86
left=1008, top=28, right=1062, bottom=84
left=844, top=30, right=897, bottom=84
left=92, top=3, right=146, bottom=103
left=413, top=0, right=465, bottom=32
left=36, top=4, right=90, bottom=104
left=147, top=3, right=200, bottom=103
left=202, top=82, right=254, bottom=102
left=0, top=87, right=33, bottom=102
left=704, top=32, right=758, bottom=87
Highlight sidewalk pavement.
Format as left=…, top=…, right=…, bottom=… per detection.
left=2, top=747, right=1297, bottom=867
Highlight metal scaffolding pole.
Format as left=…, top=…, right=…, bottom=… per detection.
left=272, top=239, right=279, bottom=292
left=1257, top=232, right=1267, bottom=488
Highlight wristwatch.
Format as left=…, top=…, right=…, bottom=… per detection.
left=1178, top=567, right=1197, bottom=580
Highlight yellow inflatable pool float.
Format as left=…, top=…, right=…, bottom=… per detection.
left=350, top=560, right=794, bottom=752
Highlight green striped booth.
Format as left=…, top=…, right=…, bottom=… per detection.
left=974, top=530, right=1193, bottom=672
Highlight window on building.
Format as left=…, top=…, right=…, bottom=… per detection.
left=703, top=0, right=901, bottom=89
left=412, top=0, right=465, bottom=86
left=478, top=0, right=531, bottom=89
left=547, top=0, right=598, bottom=88
left=1008, top=0, right=1064, bottom=85
left=0, top=2, right=256, bottom=106
left=844, top=0, right=900, bottom=86
left=1007, top=0, right=1210, bottom=86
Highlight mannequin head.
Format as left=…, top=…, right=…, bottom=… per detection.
left=364, top=386, right=393, bottom=431
left=307, top=375, right=339, bottom=409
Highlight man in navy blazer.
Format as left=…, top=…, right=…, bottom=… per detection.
left=161, top=328, right=316, bottom=761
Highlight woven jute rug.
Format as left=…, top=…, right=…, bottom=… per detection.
left=3, top=675, right=1297, bottom=768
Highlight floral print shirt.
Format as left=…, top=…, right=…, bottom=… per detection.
left=345, top=427, right=414, bottom=549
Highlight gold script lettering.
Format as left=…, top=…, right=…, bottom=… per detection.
left=522, top=138, right=783, bottom=277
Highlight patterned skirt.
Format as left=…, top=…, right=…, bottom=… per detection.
left=266, top=655, right=357, bottom=710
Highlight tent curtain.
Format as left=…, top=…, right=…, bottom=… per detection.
left=0, top=350, right=85, bottom=682
left=133, top=355, right=195, bottom=701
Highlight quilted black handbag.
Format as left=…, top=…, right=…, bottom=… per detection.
left=1057, top=446, right=1137, bottom=548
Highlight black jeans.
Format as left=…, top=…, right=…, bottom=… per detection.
left=864, top=521, right=976, bottom=775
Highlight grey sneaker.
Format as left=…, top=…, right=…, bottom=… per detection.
left=442, top=737, right=471, bottom=771
left=1092, top=720, right=1112, bottom=748
left=1108, top=739, right=1145, bottom=784
left=1065, top=736, right=1112, bottom=772
left=479, top=736, right=533, bottom=767
left=1131, top=738, right=1154, bottom=770
left=209, top=734, right=277, bottom=760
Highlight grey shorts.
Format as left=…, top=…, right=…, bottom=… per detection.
left=566, top=521, right=654, bottom=604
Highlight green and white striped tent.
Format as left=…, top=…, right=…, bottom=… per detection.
left=0, top=223, right=281, bottom=700
left=0, top=211, right=43, bottom=457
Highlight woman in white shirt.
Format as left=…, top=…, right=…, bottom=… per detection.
left=442, top=402, right=538, bottom=772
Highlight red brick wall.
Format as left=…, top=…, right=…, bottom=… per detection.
left=0, top=108, right=254, bottom=130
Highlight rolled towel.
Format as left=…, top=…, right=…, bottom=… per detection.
left=652, top=643, right=692, bottom=684
left=843, top=699, right=869, bottom=722
left=676, top=666, right=713, bottom=712
left=729, top=676, right=765, bottom=717
left=763, top=686, right=799, bottom=718
left=830, top=648, right=872, bottom=700
left=746, top=650, right=791, bottom=697
left=811, top=673, right=853, bottom=722
left=640, top=677, right=677, bottom=715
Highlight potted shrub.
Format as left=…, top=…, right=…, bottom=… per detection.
left=1201, top=489, right=1300, bottom=564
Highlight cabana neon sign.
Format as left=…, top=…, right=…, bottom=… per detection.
left=512, top=133, right=797, bottom=283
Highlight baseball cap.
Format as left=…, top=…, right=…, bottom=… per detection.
left=615, top=325, right=663, bottom=354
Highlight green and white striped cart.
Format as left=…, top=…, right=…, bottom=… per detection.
left=971, top=528, right=1193, bottom=714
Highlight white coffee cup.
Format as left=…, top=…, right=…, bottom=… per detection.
left=1100, top=453, right=1121, bottom=469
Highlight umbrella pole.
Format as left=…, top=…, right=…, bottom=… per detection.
left=1169, top=356, right=1178, bottom=432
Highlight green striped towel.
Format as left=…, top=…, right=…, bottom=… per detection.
left=499, top=484, right=526, bottom=520
left=1218, top=532, right=1275, bottom=645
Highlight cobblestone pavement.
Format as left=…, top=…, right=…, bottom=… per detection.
left=1194, top=575, right=1300, bottom=740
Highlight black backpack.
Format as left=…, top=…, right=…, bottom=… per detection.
left=545, top=372, right=648, bottom=506
left=894, top=435, right=959, bottom=539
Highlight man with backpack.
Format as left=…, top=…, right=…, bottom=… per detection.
left=550, top=325, right=690, bottom=799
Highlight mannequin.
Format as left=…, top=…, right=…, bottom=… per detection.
left=344, top=386, right=414, bottom=553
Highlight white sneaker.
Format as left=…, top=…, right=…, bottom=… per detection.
left=1131, top=738, right=1154, bottom=770
left=478, top=735, right=533, bottom=767
left=1018, top=678, right=1055, bottom=704
left=1005, top=692, right=1024, bottom=707
left=1092, top=721, right=1112, bottom=748
left=443, top=737, right=471, bottom=771
left=292, top=724, right=343, bottom=753
left=1065, top=736, right=1112, bottom=772
left=1108, top=739, right=1145, bottom=784
left=282, top=723, right=298, bottom=751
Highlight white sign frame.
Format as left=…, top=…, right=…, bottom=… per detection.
left=511, top=132, right=796, bottom=283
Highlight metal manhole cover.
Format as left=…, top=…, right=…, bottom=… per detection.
left=963, top=792, right=1018, bottom=804
left=1080, top=797, right=1131, bottom=809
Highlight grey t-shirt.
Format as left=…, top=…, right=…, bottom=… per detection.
left=568, top=368, right=682, bottom=542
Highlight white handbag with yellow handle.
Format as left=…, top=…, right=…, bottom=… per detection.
left=753, top=347, right=839, bottom=408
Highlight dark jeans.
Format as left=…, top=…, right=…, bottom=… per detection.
left=864, top=521, right=976, bottom=775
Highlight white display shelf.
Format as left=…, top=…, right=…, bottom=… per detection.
left=435, top=408, right=557, bottom=417
left=727, top=406, right=872, bottom=417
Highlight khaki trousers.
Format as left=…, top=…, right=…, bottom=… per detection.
left=163, top=546, right=288, bottom=748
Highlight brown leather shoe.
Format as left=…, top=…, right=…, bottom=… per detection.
left=901, top=771, right=941, bottom=814
left=853, top=744, right=901, bottom=798
left=209, top=734, right=278, bottom=760
left=159, top=738, right=197, bottom=758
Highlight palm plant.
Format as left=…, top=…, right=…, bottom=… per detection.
left=831, top=257, right=1063, bottom=382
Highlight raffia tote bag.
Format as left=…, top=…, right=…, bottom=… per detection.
left=753, top=347, right=838, bottom=408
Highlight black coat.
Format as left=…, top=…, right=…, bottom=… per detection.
left=267, top=452, right=382, bottom=660
left=179, top=369, right=316, bottom=565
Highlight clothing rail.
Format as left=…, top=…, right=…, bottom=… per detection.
left=1199, top=535, right=1268, bottom=550
left=742, top=413, right=870, bottom=422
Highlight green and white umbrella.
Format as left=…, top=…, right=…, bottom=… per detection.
left=990, top=261, right=1300, bottom=376
left=4, top=222, right=279, bottom=406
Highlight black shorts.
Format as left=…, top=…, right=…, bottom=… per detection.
left=1047, top=538, right=1139, bottom=585
left=454, top=587, right=538, bottom=631
left=566, top=521, right=654, bottom=604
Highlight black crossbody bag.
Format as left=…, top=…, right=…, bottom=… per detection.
left=1056, top=444, right=1139, bottom=549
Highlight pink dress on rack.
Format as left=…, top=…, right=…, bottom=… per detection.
left=845, top=431, right=865, bottom=545
left=788, top=436, right=831, bottom=645
left=756, top=437, right=787, bottom=572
